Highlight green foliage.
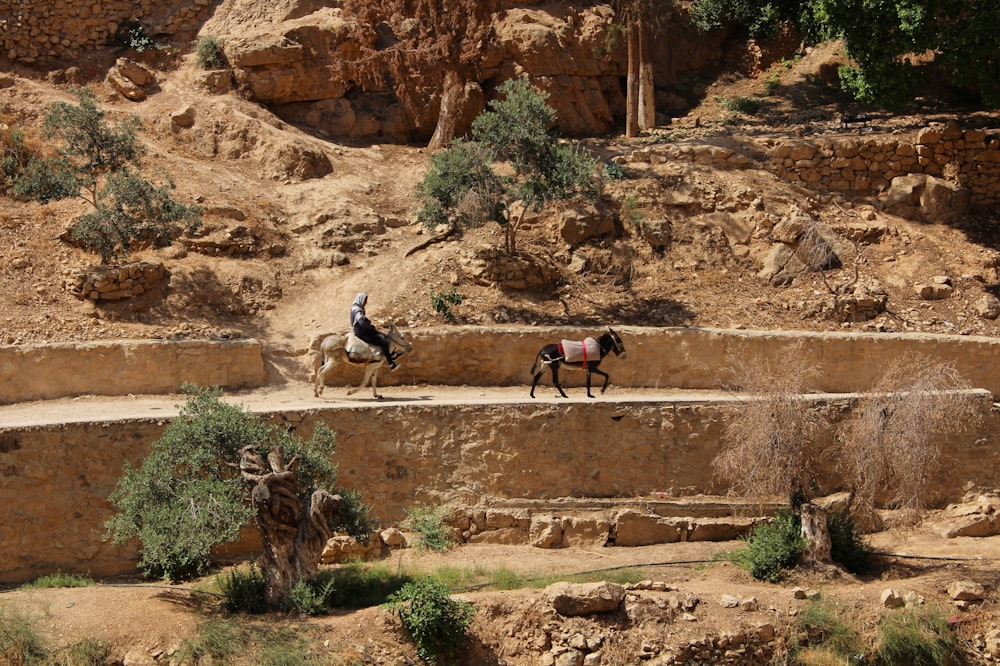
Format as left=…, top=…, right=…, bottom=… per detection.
left=416, top=77, right=597, bottom=254
left=620, top=194, right=645, bottom=227
left=764, top=72, right=781, bottom=95
left=827, top=508, right=872, bottom=575
left=405, top=505, right=455, bottom=553
left=875, top=604, right=959, bottom=666
left=729, top=509, right=805, bottom=582
left=793, top=597, right=865, bottom=662
left=288, top=577, right=335, bottom=616
left=429, top=288, right=464, bottom=320
left=309, top=562, right=414, bottom=609
left=112, top=20, right=160, bottom=53
left=693, top=0, right=1000, bottom=107
left=602, top=161, right=631, bottom=182
left=1, top=125, right=30, bottom=193
left=105, top=384, right=372, bottom=582
left=385, top=578, right=475, bottom=665
left=194, top=35, right=227, bottom=69
left=718, top=95, right=764, bottom=115
left=219, top=564, right=269, bottom=614
left=11, top=87, right=201, bottom=263
left=0, top=606, right=47, bottom=665
left=22, top=572, right=94, bottom=589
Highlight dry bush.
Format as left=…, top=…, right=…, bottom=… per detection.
left=714, top=346, right=825, bottom=507
left=838, top=356, right=983, bottom=530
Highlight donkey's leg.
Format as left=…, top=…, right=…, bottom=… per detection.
left=315, top=356, right=335, bottom=397
left=370, top=364, right=383, bottom=399
left=530, top=370, right=545, bottom=398
left=348, top=363, right=375, bottom=395
left=592, top=367, right=611, bottom=394
left=551, top=364, right=569, bottom=398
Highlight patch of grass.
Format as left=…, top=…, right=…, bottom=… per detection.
left=60, top=637, right=111, bottom=665
left=0, top=606, right=48, bottom=665
left=875, top=604, right=959, bottom=666
left=717, top=95, right=764, bottom=115
left=405, top=505, right=455, bottom=552
left=21, top=572, right=95, bottom=589
left=177, top=617, right=243, bottom=663
left=620, top=193, right=644, bottom=227
left=257, top=629, right=313, bottom=666
left=793, top=597, right=864, bottom=662
left=309, top=562, right=414, bottom=610
left=764, top=72, right=781, bottom=96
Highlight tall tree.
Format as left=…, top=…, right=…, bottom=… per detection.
left=612, top=0, right=673, bottom=136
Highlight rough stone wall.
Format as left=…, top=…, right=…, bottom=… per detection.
left=623, top=123, right=1000, bottom=209
left=769, top=124, right=1000, bottom=208
left=1, top=392, right=995, bottom=583
left=0, top=0, right=215, bottom=65
left=0, top=338, right=267, bottom=404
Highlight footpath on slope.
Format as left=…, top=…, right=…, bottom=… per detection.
left=0, top=383, right=732, bottom=428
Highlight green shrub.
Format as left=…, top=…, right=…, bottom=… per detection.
left=113, top=20, right=159, bottom=53
left=385, top=578, right=475, bottom=665
left=730, top=509, right=804, bottom=582
left=194, top=36, right=226, bottom=69
left=620, top=194, right=644, bottom=227
left=718, top=95, right=763, bottom=115
left=764, top=72, right=781, bottom=96
left=828, top=509, right=872, bottom=575
left=429, top=288, right=464, bottom=320
left=875, top=605, right=958, bottom=666
left=603, top=161, right=631, bottom=181
left=406, top=505, right=455, bottom=552
left=219, top=564, right=269, bottom=614
left=288, top=576, right=335, bottom=616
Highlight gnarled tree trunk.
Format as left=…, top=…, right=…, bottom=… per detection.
left=637, top=17, right=656, bottom=131
left=239, top=445, right=342, bottom=606
left=799, top=502, right=832, bottom=565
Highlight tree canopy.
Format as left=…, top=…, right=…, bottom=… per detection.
left=690, top=0, right=1000, bottom=108
left=416, top=77, right=598, bottom=254
left=11, top=87, right=201, bottom=263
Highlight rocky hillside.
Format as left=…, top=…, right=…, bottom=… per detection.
left=0, top=3, right=998, bottom=357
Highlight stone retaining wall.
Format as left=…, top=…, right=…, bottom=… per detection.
left=1, top=392, right=995, bottom=583
left=0, top=338, right=267, bottom=404
left=625, top=123, right=1000, bottom=209
left=311, top=325, right=1000, bottom=397
left=1, top=0, right=212, bottom=65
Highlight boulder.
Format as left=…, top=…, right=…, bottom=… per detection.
left=546, top=581, right=625, bottom=616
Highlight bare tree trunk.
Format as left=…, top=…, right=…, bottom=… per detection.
left=428, top=70, right=462, bottom=150
left=240, top=446, right=343, bottom=607
left=625, top=26, right=640, bottom=138
left=799, top=502, right=832, bottom=565
left=637, top=18, right=656, bottom=132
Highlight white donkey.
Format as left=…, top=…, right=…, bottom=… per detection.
left=311, top=320, right=412, bottom=399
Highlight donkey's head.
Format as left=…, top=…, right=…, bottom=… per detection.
left=607, top=328, right=626, bottom=359
left=385, top=320, right=414, bottom=354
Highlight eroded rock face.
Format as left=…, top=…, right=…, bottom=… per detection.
left=205, top=2, right=723, bottom=140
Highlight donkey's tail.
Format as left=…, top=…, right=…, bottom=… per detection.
left=529, top=350, right=543, bottom=375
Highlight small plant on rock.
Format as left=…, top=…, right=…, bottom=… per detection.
left=429, top=288, right=463, bottom=320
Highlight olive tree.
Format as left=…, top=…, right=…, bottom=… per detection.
left=416, top=77, right=598, bottom=254
left=11, top=86, right=200, bottom=263
left=105, top=385, right=372, bottom=607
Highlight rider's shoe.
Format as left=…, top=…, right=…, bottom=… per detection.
left=389, top=360, right=400, bottom=371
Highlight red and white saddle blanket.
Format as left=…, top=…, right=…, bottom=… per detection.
left=558, top=338, right=600, bottom=364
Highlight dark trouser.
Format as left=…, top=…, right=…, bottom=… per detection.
left=354, top=322, right=393, bottom=362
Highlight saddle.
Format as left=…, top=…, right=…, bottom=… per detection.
left=558, top=338, right=599, bottom=363
left=344, top=333, right=384, bottom=363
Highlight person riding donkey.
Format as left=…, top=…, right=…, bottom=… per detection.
left=349, top=292, right=401, bottom=371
